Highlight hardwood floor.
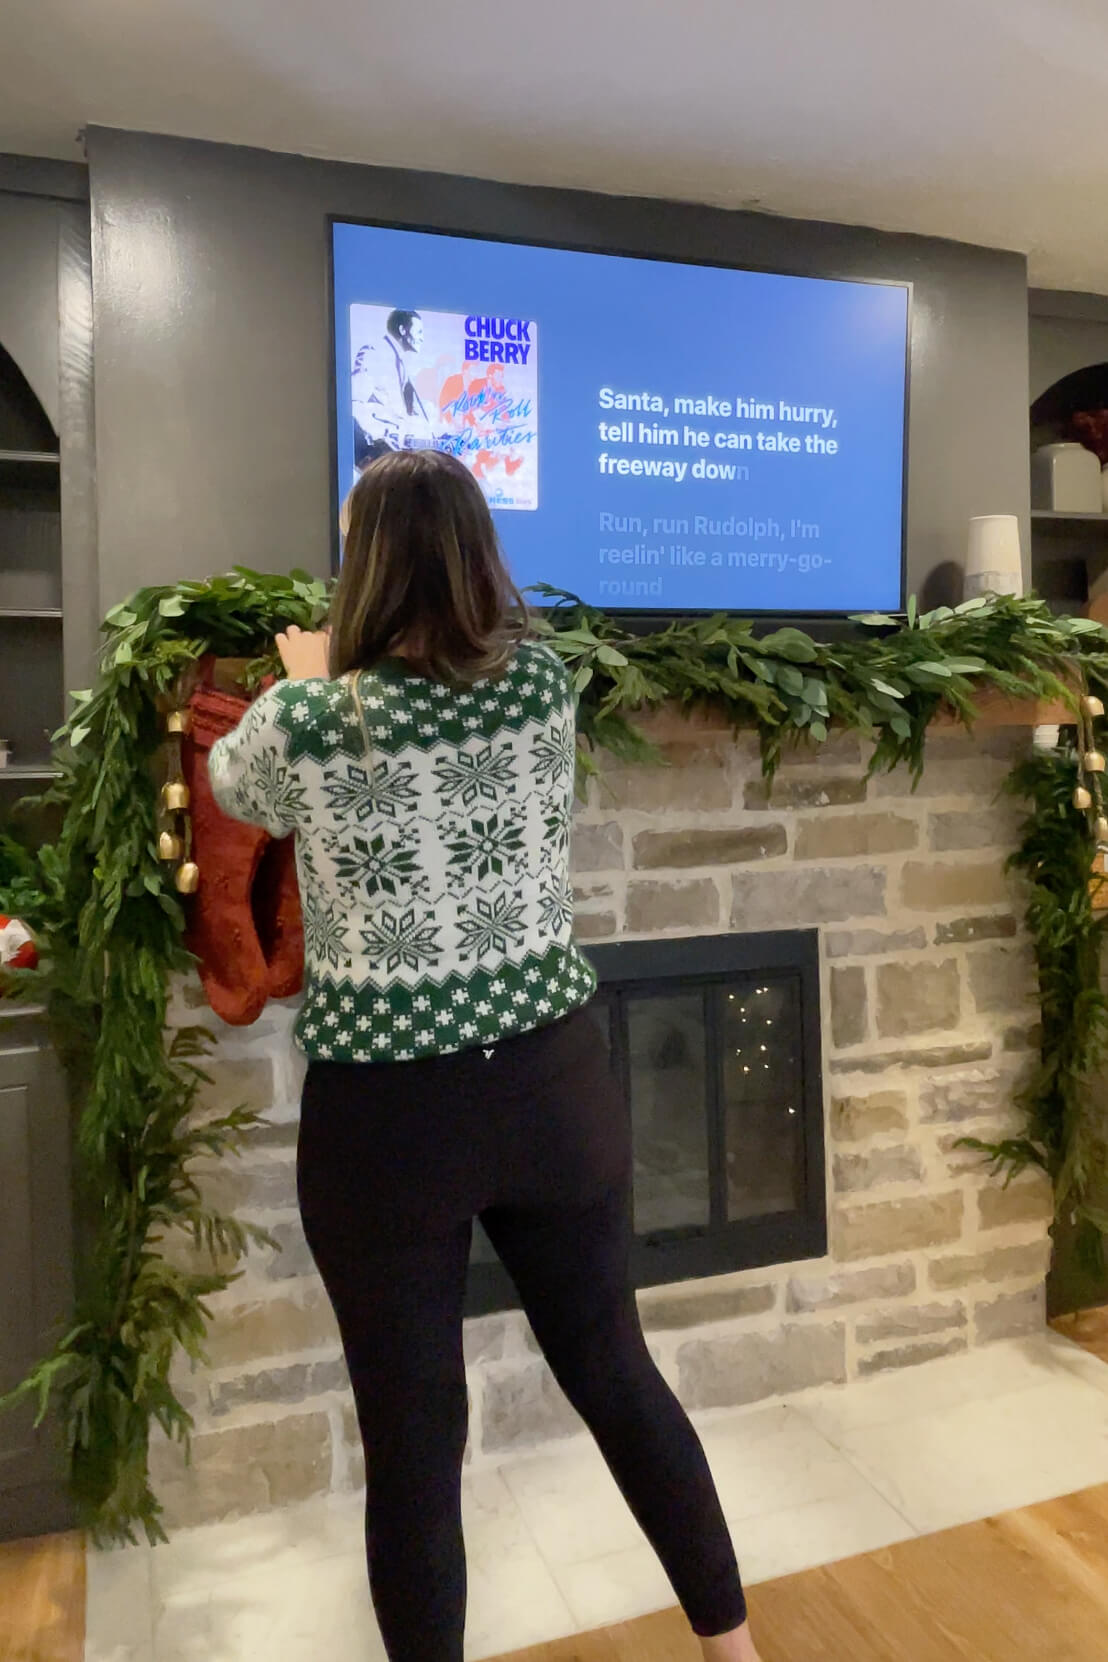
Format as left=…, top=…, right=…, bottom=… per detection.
left=1053, top=1305, right=1108, bottom=1365
left=500, top=1483, right=1108, bottom=1660
left=751, top=1485, right=1108, bottom=1661
left=0, top=1531, right=84, bottom=1662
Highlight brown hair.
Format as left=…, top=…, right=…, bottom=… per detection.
left=328, top=450, right=528, bottom=683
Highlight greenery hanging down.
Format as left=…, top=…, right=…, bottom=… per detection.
left=2, top=568, right=1108, bottom=1545
left=961, top=750, right=1108, bottom=1276
left=0, top=570, right=330, bottom=1545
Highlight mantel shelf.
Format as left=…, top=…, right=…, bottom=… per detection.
left=927, top=689, right=1073, bottom=730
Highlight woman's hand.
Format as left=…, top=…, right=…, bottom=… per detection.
left=276, top=625, right=331, bottom=680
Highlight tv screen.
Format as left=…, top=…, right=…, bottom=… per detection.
left=331, top=219, right=909, bottom=615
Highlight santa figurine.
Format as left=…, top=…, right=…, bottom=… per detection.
left=0, top=915, right=38, bottom=973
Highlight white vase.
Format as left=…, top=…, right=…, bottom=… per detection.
left=1031, top=442, right=1103, bottom=513
left=964, top=514, right=1023, bottom=599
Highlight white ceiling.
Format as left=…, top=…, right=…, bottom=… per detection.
left=5, top=0, right=1108, bottom=291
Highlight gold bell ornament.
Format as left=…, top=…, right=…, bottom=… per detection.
left=1085, top=751, right=1106, bottom=774
left=166, top=708, right=193, bottom=735
left=157, top=830, right=183, bottom=861
left=1095, top=817, right=1108, bottom=844
left=1074, top=785, right=1093, bottom=811
left=162, top=779, right=191, bottom=811
left=1083, top=694, right=1105, bottom=719
left=174, top=861, right=201, bottom=895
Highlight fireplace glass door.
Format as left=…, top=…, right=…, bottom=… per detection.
left=467, top=930, right=826, bottom=1314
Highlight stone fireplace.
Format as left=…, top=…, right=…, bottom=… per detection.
left=153, top=716, right=1054, bottom=1529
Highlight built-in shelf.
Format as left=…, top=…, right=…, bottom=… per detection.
left=1032, top=510, right=1108, bottom=525
left=1030, top=511, right=1108, bottom=604
left=0, top=349, right=64, bottom=862
left=0, top=449, right=60, bottom=467
left=0, top=451, right=61, bottom=492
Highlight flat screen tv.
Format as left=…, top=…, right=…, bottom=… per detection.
left=331, top=218, right=910, bottom=616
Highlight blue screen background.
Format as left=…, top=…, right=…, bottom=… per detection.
left=332, top=221, right=908, bottom=613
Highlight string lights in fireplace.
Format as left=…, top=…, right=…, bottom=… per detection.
left=729, top=983, right=788, bottom=1085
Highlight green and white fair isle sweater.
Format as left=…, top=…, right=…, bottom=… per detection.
left=208, top=640, right=596, bottom=1063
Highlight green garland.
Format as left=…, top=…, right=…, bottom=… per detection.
left=0, top=570, right=330, bottom=1545
left=962, top=748, right=1108, bottom=1275
left=1, top=571, right=1107, bottom=1544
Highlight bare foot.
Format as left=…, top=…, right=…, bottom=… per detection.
left=699, top=1619, right=763, bottom=1661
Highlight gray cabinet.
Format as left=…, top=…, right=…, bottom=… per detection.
left=0, top=1010, right=74, bottom=1539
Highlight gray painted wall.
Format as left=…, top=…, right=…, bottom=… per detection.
left=87, top=128, right=1031, bottom=612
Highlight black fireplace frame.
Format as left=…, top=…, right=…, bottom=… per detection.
left=465, top=929, right=827, bottom=1317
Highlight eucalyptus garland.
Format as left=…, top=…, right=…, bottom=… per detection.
left=1, top=570, right=1107, bottom=1544
left=530, top=585, right=1108, bottom=778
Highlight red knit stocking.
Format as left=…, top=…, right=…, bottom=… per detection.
left=181, top=680, right=306, bottom=1023
left=183, top=686, right=271, bottom=1026
left=253, top=832, right=305, bottom=1000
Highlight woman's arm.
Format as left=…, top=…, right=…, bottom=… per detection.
left=208, top=684, right=310, bottom=836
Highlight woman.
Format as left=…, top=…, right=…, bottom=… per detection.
left=209, top=450, right=761, bottom=1662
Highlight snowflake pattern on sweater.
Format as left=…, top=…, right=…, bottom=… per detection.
left=208, top=642, right=595, bottom=1061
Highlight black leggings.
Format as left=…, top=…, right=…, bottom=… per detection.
left=297, top=1006, right=747, bottom=1660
